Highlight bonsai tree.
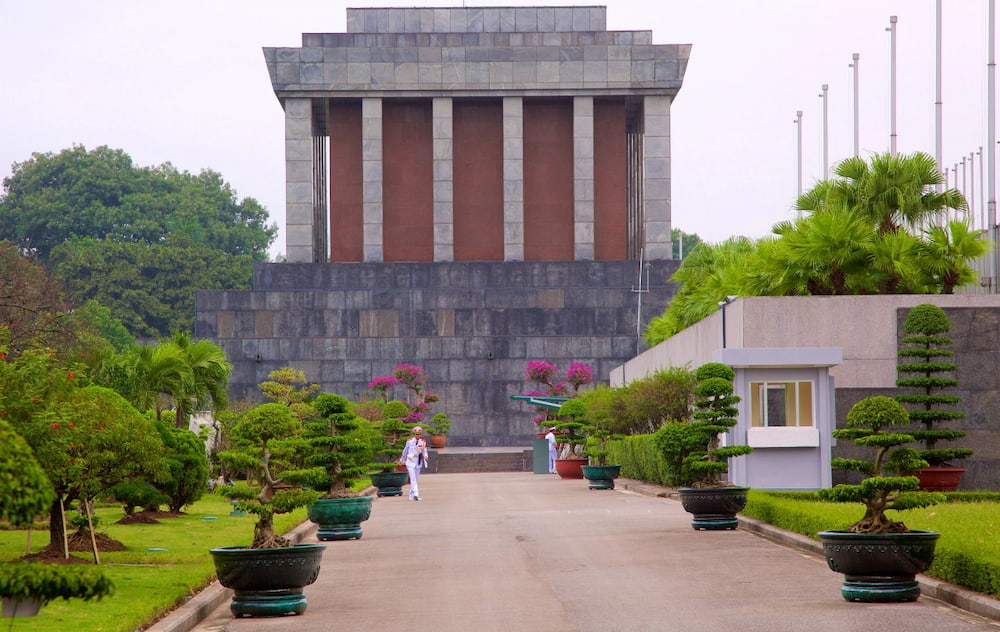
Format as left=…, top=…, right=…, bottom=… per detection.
left=818, top=396, right=944, bottom=533
left=369, top=400, right=412, bottom=473
left=282, top=393, right=377, bottom=498
left=216, top=402, right=321, bottom=548
left=894, top=303, right=971, bottom=469
left=426, top=412, right=451, bottom=437
left=679, top=362, right=753, bottom=488
left=554, top=398, right=589, bottom=459
left=0, top=563, right=114, bottom=608
left=577, top=386, right=625, bottom=466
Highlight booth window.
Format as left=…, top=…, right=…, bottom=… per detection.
left=750, top=381, right=813, bottom=427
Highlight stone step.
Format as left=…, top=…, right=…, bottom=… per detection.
left=427, top=449, right=533, bottom=473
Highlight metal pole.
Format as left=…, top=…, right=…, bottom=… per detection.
left=990, top=0, right=998, bottom=291
left=795, top=110, right=803, bottom=207
left=850, top=54, right=860, bottom=157
left=935, top=1, right=943, bottom=187
left=887, top=15, right=898, bottom=156
left=970, top=151, right=976, bottom=220
left=979, top=146, right=985, bottom=229
left=819, top=84, right=829, bottom=179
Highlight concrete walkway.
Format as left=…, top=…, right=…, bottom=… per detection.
left=160, top=473, right=999, bottom=632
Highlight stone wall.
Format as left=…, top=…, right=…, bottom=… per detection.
left=195, top=259, right=678, bottom=446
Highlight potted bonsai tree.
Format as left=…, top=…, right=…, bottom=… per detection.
left=552, top=399, right=591, bottom=479
left=894, top=303, right=971, bottom=491
left=817, top=395, right=944, bottom=603
left=426, top=412, right=452, bottom=449
left=673, top=362, right=753, bottom=530
left=0, top=418, right=114, bottom=617
left=212, top=402, right=326, bottom=617
left=577, top=386, right=626, bottom=490
left=282, top=393, right=378, bottom=541
left=367, top=400, right=412, bottom=497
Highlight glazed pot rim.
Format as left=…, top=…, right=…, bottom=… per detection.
left=817, top=529, right=941, bottom=540
left=678, top=486, right=750, bottom=492
left=210, top=542, right=328, bottom=554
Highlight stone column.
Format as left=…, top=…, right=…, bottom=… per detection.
left=362, top=97, right=384, bottom=262
left=503, top=97, right=524, bottom=261
left=284, top=98, right=314, bottom=263
left=433, top=97, right=454, bottom=262
left=573, top=96, right=595, bottom=260
left=643, top=95, right=673, bottom=260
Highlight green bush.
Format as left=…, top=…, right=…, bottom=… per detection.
left=0, top=562, right=114, bottom=602
left=606, top=434, right=678, bottom=486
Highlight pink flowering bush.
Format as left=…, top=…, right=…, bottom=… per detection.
left=368, top=363, right=438, bottom=423
left=521, top=360, right=594, bottom=433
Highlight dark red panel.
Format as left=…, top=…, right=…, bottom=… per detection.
left=594, top=98, right=628, bottom=260
left=454, top=99, right=504, bottom=261
left=523, top=99, right=574, bottom=261
left=328, top=101, right=363, bottom=262
left=383, top=100, right=434, bottom=262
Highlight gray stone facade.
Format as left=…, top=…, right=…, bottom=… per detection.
left=264, top=6, right=690, bottom=263
left=195, top=260, right=679, bottom=446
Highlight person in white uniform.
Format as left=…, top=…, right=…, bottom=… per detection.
left=399, top=426, right=428, bottom=500
left=545, top=426, right=558, bottom=473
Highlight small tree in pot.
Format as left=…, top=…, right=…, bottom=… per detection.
left=817, top=396, right=945, bottom=603
left=894, top=303, right=971, bottom=491
left=212, top=402, right=325, bottom=617
left=668, top=362, right=753, bottom=530
left=282, top=394, right=378, bottom=540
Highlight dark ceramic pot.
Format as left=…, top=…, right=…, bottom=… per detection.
left=554, top=458, right=588, bottom=479
left=308, top=496, right=373, bottom=540
left=818, top=530, right=940, bottom=603
left=209, top=543, right=326, bottom=617
left=370, top=470, right=408, bottom=497
left=581, top=464, right=622, bottom=490
left=677, top=486, right=749, bottom=530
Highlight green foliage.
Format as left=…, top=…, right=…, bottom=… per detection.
left=0, top=418, right=54, bottom=526
left=819, top=396, right=944, bottom=533
left=606, top=434, right=678, bottom=486
left=281, top=393, right=378, bottom=497
left=656, top=362, right=750, bottom=488
left=643, top=154, right=990, bottom=346
left=0, top=145, right=277, bottom=338
left=104, top=480, right=170, bottom=515
left=76, top=300, right=134, bottom=353
left=613, top=367, right=697, bottom=433
left=554, top=398, right=589, bottom=458
left=151, top=422, right=210, bottom=512
left=0, top=562, right=113, bottom=602
left=426, top=412, right=452, bottom=436
left=894, top=303, right=970, bottom=467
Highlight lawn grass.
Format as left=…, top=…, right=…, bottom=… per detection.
left=0, top=492, right=309, bottom=632
left=743, top=490, right=1000, bottom=599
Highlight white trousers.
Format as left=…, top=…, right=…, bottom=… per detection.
left=548, top=449, right=557, bottom=473
left=406, top=463, right=422, bottom=498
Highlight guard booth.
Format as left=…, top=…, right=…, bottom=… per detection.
left=511, top=395, right=568, bottom=474
left=716, top=347, right=842, bottom=490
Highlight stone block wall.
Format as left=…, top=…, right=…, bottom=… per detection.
left=195, top=259, right=678, bottom=446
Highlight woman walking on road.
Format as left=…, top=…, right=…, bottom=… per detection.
left=400, top=426, right=428, bottom=500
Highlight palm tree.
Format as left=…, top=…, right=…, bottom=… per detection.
left=168, top=332, right=232, bottom=429
left=799, top=152, right=966, bottom=235
left=918, top=220, right=992, bottom=294
left=126, top=343, right=193, bottom=422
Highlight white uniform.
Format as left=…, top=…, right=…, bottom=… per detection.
left=545, top=430, right=557, bottom=473
left=400, top=434, right=428, bottom=499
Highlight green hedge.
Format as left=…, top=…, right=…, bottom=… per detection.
left=606, top=434, right=679, bottom=486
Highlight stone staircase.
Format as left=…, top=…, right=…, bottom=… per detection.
left=427, top=448, right=533, bottom=473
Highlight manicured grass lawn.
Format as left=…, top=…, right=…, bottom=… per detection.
left=743, top=490, right=1000, bottom=599
left=0, top=492, right=308, bottom=632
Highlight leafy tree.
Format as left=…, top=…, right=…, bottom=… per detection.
left=152, top=421, right=210, bottom=512
left=671, top=228, right=702, bottom=260
left=166, top=332, right=232, bottom=429
left=0, top=417, right=55, bottom=526
left=0, top=145, right=276, bottom=260
left=613, top=367, right=697, bottom=434
left=49, top=235, right=255, bottom=337
left=917, top=220, right=991, bottom=294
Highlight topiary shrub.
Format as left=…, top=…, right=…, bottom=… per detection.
left=817, top=396, right=944, bottom=533
left=894, top=303, right=971, bottom=468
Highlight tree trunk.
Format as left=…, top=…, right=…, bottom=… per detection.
left=46, top=497, right=68, bottom=557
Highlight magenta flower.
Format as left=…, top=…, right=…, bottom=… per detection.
left=526, top=360, right=556, bottom=384
left=566, top=363, right=593, bottom=390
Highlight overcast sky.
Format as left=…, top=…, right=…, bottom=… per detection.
left=2, top=1, right=995, bottom=258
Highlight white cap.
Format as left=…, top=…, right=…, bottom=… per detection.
left=413, top=426, right=422, bottom=432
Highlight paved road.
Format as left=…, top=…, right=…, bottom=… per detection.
left=185, top=472, right=997, bottom=632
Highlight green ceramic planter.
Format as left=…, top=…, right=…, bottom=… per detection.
left=580, top=464, right=622, bottom=490
left=677, top=486, right=749, bottom=530
left=209, top=543, right=326, bottom=617
left=818, top=530, right=940, bottom=603
left=370, top=470, right=408, bottom=497
left=308, top=496, right=373, bottom=540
